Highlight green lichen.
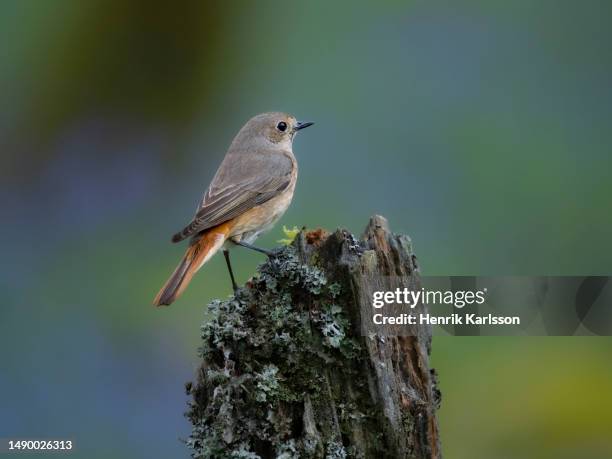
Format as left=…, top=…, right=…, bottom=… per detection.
left=186, top=245, right=367, bottom=459
left=254, top=365, right=280, bottom=403
left=277, top=225, right=301, bottom=246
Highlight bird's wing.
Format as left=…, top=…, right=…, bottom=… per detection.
left=172, top=151, right=293, bottom=242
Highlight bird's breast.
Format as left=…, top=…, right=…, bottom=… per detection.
left=229, top=174, right=297, bottom=243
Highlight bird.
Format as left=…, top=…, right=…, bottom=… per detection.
left=153, top=112, right=313, bottom=306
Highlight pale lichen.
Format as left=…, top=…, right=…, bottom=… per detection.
left=186, top=245, right=363, bottom=459
left=184, top=220, right=438, bottom=459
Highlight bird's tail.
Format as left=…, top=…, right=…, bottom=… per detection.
left=153, top=223, right=230, bottom=306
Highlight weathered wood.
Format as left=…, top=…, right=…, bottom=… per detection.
left=186, top=216, right=441, bottom=458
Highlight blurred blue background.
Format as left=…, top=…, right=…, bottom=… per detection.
left=1, top=1, right=611, bottom=458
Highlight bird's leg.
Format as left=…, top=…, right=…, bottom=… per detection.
left=223, top=249, right=239, bottom=293
left=234, top=240, right=274, bottom=257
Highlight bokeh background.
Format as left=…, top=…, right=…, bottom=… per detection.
left=2, top=1, right=611, bottom=458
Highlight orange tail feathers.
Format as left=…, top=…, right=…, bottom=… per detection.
left=153, top=223, right=231, bottom=306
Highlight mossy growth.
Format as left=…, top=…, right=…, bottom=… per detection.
left=277, top=225, right=302, bottom=246
left=185, top=245, right=369, bottom=459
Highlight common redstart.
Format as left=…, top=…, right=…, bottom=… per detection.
left=154, top=112, right=313, bottom=306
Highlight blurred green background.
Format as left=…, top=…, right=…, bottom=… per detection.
left=1, top=1, right=611, bottom=458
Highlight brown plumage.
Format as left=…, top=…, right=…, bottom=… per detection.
left=153, top=221, right=232, bottom=306
left=153, top=112, right=313, bottom=306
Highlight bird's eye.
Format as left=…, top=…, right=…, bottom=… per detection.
left=277, top=121, right=287, bottom=132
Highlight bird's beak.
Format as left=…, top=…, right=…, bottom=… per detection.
left=295, top=121, right=314, bottom=131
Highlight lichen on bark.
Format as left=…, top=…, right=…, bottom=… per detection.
left=186, top=217, right=441, bottom=459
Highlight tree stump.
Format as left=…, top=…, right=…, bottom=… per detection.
left=186, top=216, right=441, bottom=458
